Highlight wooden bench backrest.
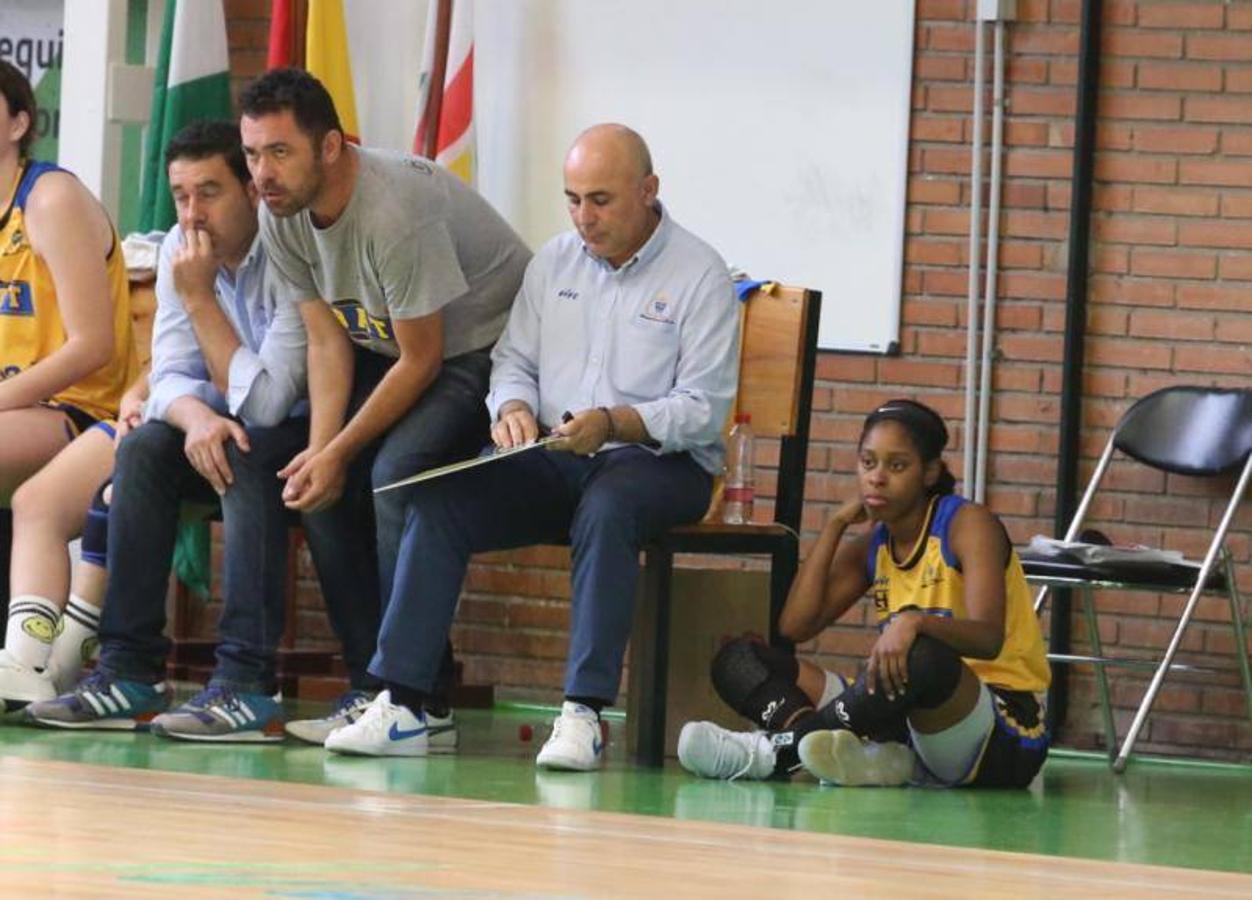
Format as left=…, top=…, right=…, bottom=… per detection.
left=129, top=280, right=157, bottom=372
left=735, top=285, right=813, bottom=439
left=703, top=284, right=820, bottom=528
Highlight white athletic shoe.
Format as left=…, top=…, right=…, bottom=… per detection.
left=677, top=721, right=777, bottom=781
left=798, top=729, right=916, bottom=786
left=323, top=690, right=456, bottom=757
left=285, top=690, right=377, bottom=745
left=0, top=648, right=56, bottom=712
left=535, top=702, right=603, bottom=771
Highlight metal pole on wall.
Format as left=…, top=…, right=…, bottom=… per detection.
left=1050, top=0, right=1103, bottom=739
left=962, top=17, right=987, bottom=496
left=974, top=17, right=1009, bottom=504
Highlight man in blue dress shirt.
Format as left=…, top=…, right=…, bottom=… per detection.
left=327, top=124, right=741, bottom=770
left=27, top=120, right=374, bottom=741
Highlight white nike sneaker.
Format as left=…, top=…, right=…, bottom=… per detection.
left=798, top=729, right=916, bottom=786
left=323, top=690, right=456, bottom=757
left=535, top=702, right=603, bottom=771
left=0, top=648, right=57, bottom=712
left=677, top=721, right=777, bottom=781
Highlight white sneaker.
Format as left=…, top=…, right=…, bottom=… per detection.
left=323, top=690, right=456, bottom=757
left=0, top=649, right=56, bottom=712
left=535, top=702, right=603, bottom=771
left=285, top=690, right=376, bottom=745
left=677, top=721, right=777, bottom=781
left=798, top=729, right=916, bottom=786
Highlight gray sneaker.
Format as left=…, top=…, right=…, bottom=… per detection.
left=284, top=689, right=376, bottom=745
left=150, top=685, right=284, bottom=743
left=26, top=670, right=168, bottom=730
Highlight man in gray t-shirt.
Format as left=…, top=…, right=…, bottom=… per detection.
left=257, top=149, right=523, bottom=362
left=239, top=69, right=530, bottom=730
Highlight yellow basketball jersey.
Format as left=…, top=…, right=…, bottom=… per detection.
left=867, top=494, right=1051, bottom=693
left=0, top=160, right=136, bottom=423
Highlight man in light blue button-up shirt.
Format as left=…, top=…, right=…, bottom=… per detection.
left=144, top=219, right=305, bottom=430
left=36, top=122, right=385, bottom=742
left=328, top=125, right=741, bottom=769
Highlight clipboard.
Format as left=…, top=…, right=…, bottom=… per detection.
left=373, top=435, right=562, bottom=494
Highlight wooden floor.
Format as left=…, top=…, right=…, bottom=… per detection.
left=1, top=757, right=1248, bottom=898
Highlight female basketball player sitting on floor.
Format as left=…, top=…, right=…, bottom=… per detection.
left=678, top=399, right=1051, bottom=788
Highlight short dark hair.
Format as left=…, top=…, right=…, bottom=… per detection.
left=165, top=119, right=250, bottom=187
left=238, top=68, right=343, bottom=145
left=0, top=61, right=38, bottom=159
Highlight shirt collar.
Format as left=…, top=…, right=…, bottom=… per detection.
left=237, top=230, right=265, bottom=273
left=581, top=201, right=671, bottom=272
left=203, top=228, right=264, bottom=290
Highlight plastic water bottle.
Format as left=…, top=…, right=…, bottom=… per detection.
left=723, top=413, right=755, bottom=524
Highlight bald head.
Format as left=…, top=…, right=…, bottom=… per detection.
left=566, top=123, right=653, bottom=180
left=563, top=123, right=661, bottom=268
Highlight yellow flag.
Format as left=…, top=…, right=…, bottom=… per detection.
left=306, top=0, right=360, bottom=143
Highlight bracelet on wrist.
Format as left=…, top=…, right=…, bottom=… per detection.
left=598, top=406, right=616, bottom=442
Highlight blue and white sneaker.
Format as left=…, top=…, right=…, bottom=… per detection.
left=284, top=689, right=376, bottom=746
left=25, top=670, right=168, bottom=730
left=150, top=684, right=284, bottom=743
left=536, top=702, right=604, bottom=771
left=324, top=690, right=457, bottom=757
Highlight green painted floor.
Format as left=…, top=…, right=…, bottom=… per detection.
left=1, top=701, right=1249, bottom=876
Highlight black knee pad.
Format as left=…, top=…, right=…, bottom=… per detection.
left=823, top=634, right=965, bottom=736
left=710, top=636, right=809, bottom=731
left=906, top=633, right=964, bottom=709
left=80, top=480, right=111, bottom=569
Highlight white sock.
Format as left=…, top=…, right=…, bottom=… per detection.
left=48, top=594, right=101, bottom=686
left=4, top=594, right=60, bottom=669
left=818, top=670, right=848, bottom=710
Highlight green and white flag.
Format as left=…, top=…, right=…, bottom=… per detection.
left=138, top=1, right=231, bottom=597
left=138, top=0, right=232, bottom=232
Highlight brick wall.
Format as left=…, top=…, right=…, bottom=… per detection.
left=804, top=0, right=1252, bottom=762
left=222, top=0, right=1252, bottom=760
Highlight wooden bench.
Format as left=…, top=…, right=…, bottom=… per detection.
left=629, top=283, right=822, bottom=765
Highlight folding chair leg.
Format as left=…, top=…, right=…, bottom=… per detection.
left=1081, top=586, right=1117, bottom=762
left=1222, top=548, right=1252, bottom=723
left=633, top=547, right=673, bottom=767
left=1114, top=586, right=1205, bottom=773
left=1114, top=457, right=1252, bottom=773
left=1032, top=583, right=1051, bottom=617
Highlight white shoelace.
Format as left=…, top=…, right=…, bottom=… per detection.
left=352, top=695, right=400, bottom=738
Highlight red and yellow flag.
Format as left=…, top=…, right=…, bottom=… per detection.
left=414, top=0, right=474, bottom=184
left=306, top=0, right=360, bottom=144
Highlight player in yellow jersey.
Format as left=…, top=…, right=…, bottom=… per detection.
left=0, top=62, right=136, bottom=624
left=678, top=399, right=1051, bottom=788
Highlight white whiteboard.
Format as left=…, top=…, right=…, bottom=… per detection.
left=474, top=0, right=915, bottom=353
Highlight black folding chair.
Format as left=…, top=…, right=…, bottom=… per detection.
left=1020, top=386, right=1252, bottom=772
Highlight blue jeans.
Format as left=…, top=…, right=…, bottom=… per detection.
left=98, top=420, right=306, bottom=693
left=320, top=346, right=492, bottom=696
left=370, top=446, right=713, bottom=704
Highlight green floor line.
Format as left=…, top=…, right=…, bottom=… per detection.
left=1, top=705, right=1249, bottom=877
left=1048, top=745, right=1252, bottom=774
